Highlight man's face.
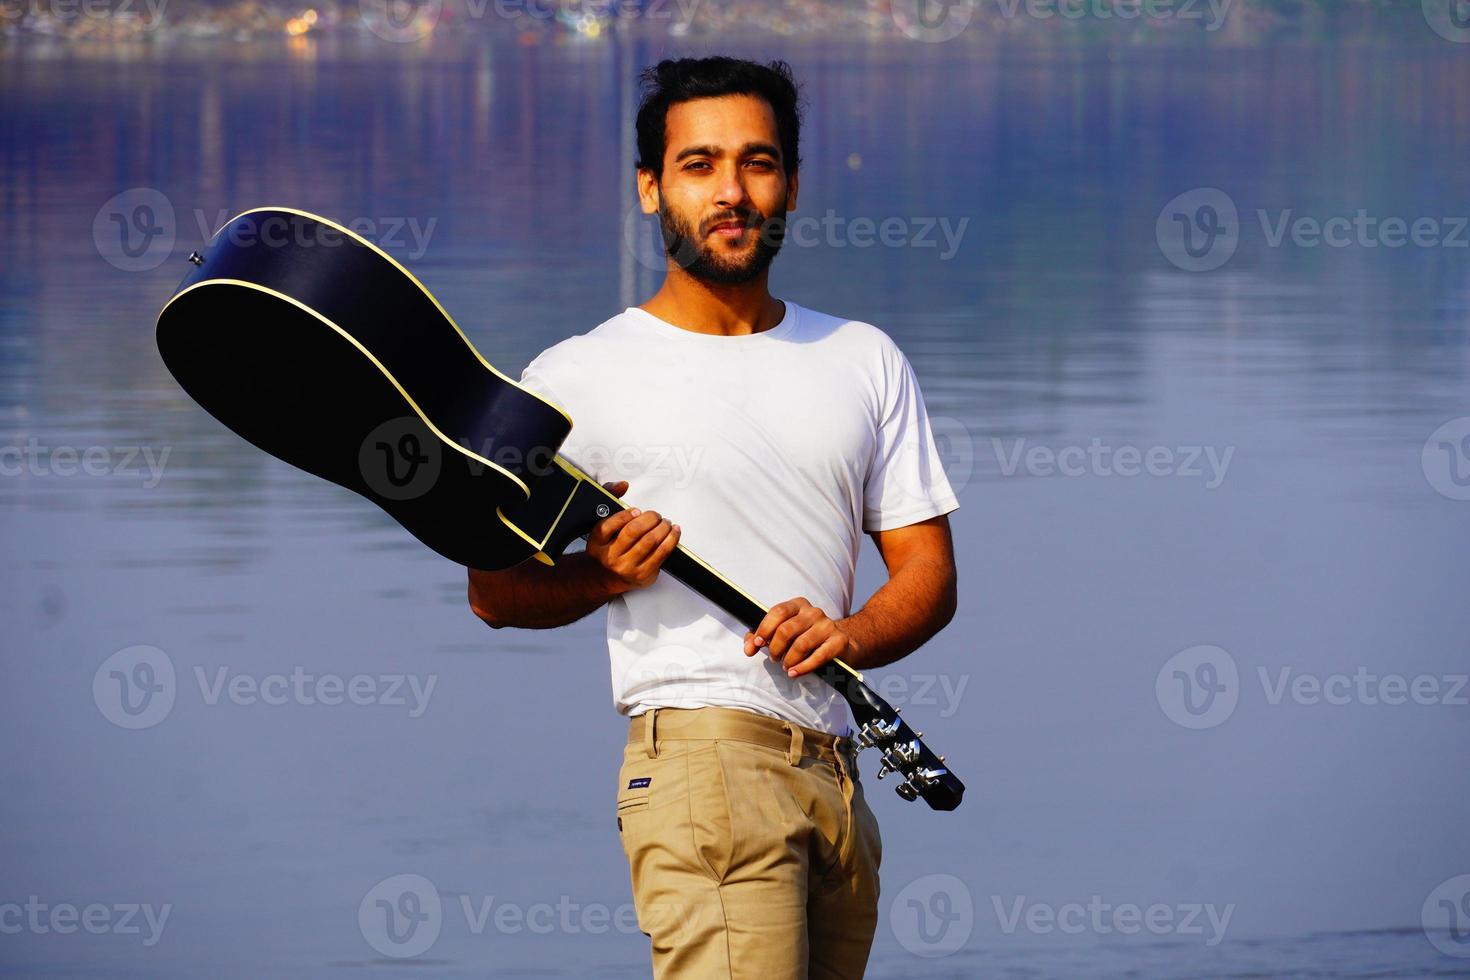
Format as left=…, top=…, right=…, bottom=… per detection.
left=641, top=94, right=799, bottom=285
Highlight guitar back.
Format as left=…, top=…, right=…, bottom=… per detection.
left=156, top=208, right=575, bottom=570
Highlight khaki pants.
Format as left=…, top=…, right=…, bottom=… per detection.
left=616, top=705, right=883, bottom=979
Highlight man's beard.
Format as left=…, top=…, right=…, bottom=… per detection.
left=657, top=194, right=788, bottom=286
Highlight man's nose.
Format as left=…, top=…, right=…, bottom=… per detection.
left=713, top=168, right=749, bottom=211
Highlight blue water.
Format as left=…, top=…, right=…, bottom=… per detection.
left=2, top=31, right=1469, bottom=979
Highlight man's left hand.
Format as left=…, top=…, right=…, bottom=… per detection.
left=743, top=597, right=857, bottom=678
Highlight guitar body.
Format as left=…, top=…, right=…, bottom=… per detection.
left=157, top=207, right=965, bottom=811
left=158, top=207, right=585, bottom=570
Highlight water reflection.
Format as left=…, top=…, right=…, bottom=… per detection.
left=1, top=33, right=1468, bottom=979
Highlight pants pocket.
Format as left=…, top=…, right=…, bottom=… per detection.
left=684, top=742, right=734, bottom=883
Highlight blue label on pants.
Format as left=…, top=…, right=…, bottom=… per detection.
left=628, top=777, right=652, bottom=789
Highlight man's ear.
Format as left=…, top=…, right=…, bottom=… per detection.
left=787, top=169, right=799, bottom=211
left=636, top=169, right=660, bottom=215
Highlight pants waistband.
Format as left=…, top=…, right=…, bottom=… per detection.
left=627, top=706, right=857, bottom=767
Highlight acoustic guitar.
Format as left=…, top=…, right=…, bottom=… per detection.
left=155, top=207, right=964, bottom=811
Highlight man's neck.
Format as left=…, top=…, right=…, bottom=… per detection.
left=639, top=272, right=785, bottom=337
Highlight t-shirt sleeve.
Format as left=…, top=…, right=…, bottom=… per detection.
left=862, top=341, right=961, bottom=533
left=518, top=348, right=598, bottom=479
left=517, top=351, right=563, bottom=406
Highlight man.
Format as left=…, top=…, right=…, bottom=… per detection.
left=467, top=56, right=959, bottom=979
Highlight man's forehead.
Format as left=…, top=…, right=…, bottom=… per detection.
left=665, top=96, right=780, bottom=154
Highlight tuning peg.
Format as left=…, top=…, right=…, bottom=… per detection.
left=915, top=731, right=923, bottom=738
left=939, top=755, right=946, bottom=763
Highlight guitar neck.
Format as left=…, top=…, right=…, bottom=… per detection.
left=526, top=456, right=963, bottom=811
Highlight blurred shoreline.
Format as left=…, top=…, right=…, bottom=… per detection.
left=0, top=0, right=1458, bottom=48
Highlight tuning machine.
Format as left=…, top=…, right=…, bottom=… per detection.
left=855, top=716, right=902, bottom=750
left=892, top=764, right=951, bottom=803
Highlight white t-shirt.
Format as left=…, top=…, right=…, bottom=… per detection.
left=517, top=299, right=959, bottom=736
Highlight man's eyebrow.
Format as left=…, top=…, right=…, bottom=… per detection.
left=673, top=141, right=782, bottom=163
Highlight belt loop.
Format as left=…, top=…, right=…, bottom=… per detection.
left=644, top=708, right=659, bottom=759
left=783, top=721, right=803, bottom=766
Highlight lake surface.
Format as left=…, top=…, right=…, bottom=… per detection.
left=2, top=31, right=1468, bottom=978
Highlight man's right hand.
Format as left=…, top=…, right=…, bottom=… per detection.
left=586, top=480, right=681, bottom=594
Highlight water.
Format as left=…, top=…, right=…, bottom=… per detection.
left=2, top=32, right=1468, bottom=979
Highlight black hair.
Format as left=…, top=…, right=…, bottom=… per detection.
left=634, top=56, right=804, bottom=182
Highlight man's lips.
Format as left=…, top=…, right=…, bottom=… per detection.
left=708, top=220, right=750, bottom=237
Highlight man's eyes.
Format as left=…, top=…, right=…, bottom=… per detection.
left=684, top=160, right=777, bottom=172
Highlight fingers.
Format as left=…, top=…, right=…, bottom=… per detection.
left=590, top=507, right=681, bottom=589
left=745, top=597, right=812, bottom=657
left=587, top=506, right=642, bottom=547
left=785, top=632, right=847, bottom=678
left=624, top=516, right=677, bottom=568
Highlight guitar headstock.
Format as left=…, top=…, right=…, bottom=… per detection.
left=829, top=670, right=965, bottom=811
